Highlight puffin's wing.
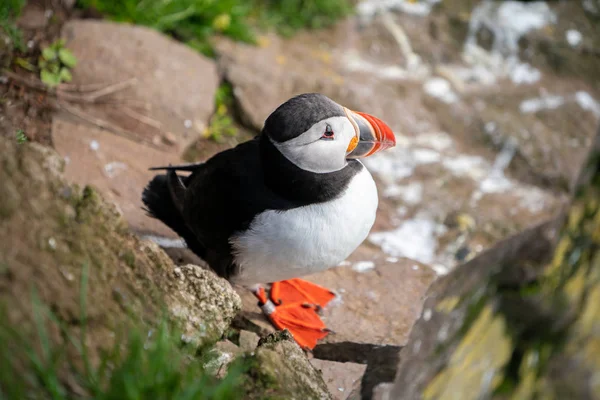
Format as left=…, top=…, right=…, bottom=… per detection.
left=182, top=140, right=276, bottom=246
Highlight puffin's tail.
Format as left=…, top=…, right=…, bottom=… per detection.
left=142, top=174, right=207, bottom=259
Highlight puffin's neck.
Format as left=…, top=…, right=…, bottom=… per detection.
left=260, top=134, right=363, bottom=204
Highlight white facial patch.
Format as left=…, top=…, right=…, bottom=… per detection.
left=272, top=116, right=357, bottom=173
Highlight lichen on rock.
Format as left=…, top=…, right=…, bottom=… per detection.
left=0, top=135, right=240, bottom=374
left=385, top=126, right=600, bottom=399
left=242, top=330, right=332, bottom=400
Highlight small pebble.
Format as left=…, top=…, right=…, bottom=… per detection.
left=90, top=140, right=99, bottom=151
left=184, top=119, right=192, bottom=128
left=162, top=132, right=177, bottom=145
left=48, top=237, right=57, bottom=250
left=423, top=308, right=432, bottom=321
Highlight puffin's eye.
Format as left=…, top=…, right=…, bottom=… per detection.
left=321, top=124, right=334, bottom=140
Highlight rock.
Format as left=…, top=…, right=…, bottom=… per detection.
left=233, top=245, right=435, bottom=364
left=371, top=383, right=394, bottom=400
left=309, top=359, right=366, bottom=400
left=0, top=30, right=14, bottom=70
left=52, top=20, right=221, bottom=237
left=0, top=136, right=240, bottom=369
left=233, top=285, right=276, bottom=337
left=61, top=20, right=219, bottom=155
left=206, top=339, right=242, bottom=377
left=309, top=248, right=435, bottom=360
left=243, top=330, right=332, bottom=400
left=17, top=4, right=49, bottom=30
left=52, top=116, right=181, bottom=236
left=239, top=329, right=260, bottom=352
left=383, top=126, right=600, bottom=398
left=214, top=339, right=242, bottom=355
left=168, top=264, right=242, bottom=347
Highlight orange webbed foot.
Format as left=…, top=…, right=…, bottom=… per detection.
left=252, top=279, right=336, bottom=350
left=270, top=278, right=336, bottom=309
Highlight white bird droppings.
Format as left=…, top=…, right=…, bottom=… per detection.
left=574, top=91, right=600, bottom=117
left=142, top=234, right=187, bottom=249
left=423, top=308, right=432, bottom=321
left=423, top=77, right=458, bottom=104
left=369, top=217, right=439, bottom=264
left=383, top=182, right=423, bottom=205
left=509, top=62, right=541, bottom=85
left=103, top=162, right=128, bottom=178
left=520, top=95, right=565, bottom=114
left=566, top=29, right=582, bottom=47
left=352, top=261, right=376, bottom=273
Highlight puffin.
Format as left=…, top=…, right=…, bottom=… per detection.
left=142, top=93, right=395, bottom=349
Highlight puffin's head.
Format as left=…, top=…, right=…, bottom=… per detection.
left=263, top=93, right=396, bottom=173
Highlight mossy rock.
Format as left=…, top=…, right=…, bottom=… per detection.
left=384, top=127, right=600, bottom=399
left=0, top=137, right=241, bottom=381
left=242, top=331, right=332, bottom=400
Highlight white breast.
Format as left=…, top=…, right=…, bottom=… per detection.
left=230, top=166, right=378, bottom=285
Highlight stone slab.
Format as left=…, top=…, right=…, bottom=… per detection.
left=52, top=116, right=181, bottom=236
left=309, top=359, right=366, bottom=400
left=61, top=20, right=219, bottom=155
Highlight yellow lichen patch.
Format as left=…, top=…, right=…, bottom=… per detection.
left=586, top=196, right=598, bottom=215
left=568, top=203, right=585, bottom=232
left=310, top=49, right=332, bottom=64
left=331, top=75, right=344, bottom=85
left=577, top=283, right=600, bottom=350
left=456, top=213, right=475, bottom=232
left=512, top=350, right=543, bottom=400
left=435, top=296, right=461, bottom=313
left=423, top=306, right=512, bottom=400
left=564, top=279, right=600, bottom=397
left=563, top=266, right=588, bottom=305
left=592, top=208, right=600, bottom=242
left=275, top=55, right=287, bottom=65
left=545, top=236, right=573, bottom=280
left=256, top=36, right=271, bottom=48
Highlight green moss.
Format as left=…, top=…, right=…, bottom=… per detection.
left=257, top=329, right=294, bottom=347
left=203, top=83, right=239, bottom=142
left=120, top=250, right=136, bottom=269
left=255, top=0, right=353, bottom=37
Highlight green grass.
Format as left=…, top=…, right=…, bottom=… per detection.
left=203, top=83, right=238, bottom=142
left=0, top=262, right=247, bottom=399
left=0, top=0, right=26, bottom=52
left=15, top=129, right=27, bottom=144
left=77, top=0, right=256, bottom=57
left=257, top=0, right=354, bottom=37
left=76, top=0, right=354, bottom=56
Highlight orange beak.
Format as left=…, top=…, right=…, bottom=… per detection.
left=344, top=108, right=396, bottom=158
